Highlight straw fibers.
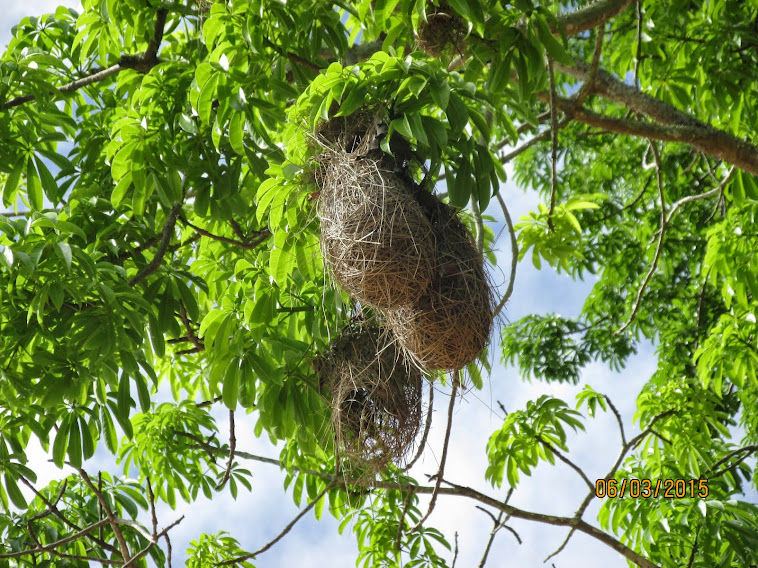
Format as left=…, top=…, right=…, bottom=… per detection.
left=317, top=152, right=436, bottom=309
left=315, top=323, right=423, bottom=473
left=387, top=193, right=494, bottom=371
left=416, top=1, right=467, bottom=57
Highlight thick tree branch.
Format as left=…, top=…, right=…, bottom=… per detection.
left=550, top=61, right=758, bottom=175
left=558, top=0, right=637, bottom=37
left=179, top=435, right=660, bottom=568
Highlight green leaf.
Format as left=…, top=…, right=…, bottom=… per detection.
left=68, top=413, right=83, bottom=468
left=4, top=474, right=27, bottom=509
left=26, top=159, right=43, bottom=211
left=534, top=15, right=574, bottom=66
left=52, top=415, right=71, bottom=468
left=222, top=359, right=240, bottom=410
left=34, top=156, right=58, bottom=203
left=56, top=241, right=72, bottom=270
left=3, top=157, right=26, bottom=207
left=80, top=416, right=95, bottom=460
left=446, top=93, right=469, bottom=134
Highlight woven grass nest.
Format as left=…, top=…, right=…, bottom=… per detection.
left=317, top=150, right=436, bottom=309
left=315, top=323, right=423, bottom=472
left=386, top=192, right=494, bottom=371
left=416, top=1, right=467, bottom=57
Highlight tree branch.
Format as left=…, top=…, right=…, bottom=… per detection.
left=179, top=217, right=271, bottom=250
left=0, top=519, right=111, bottom=559
left=216, top=410, right=236, bottom=490
left=1, top=8, right=169, bottom=111
left=558, top=0, right=637, bottom=37
left=616, top=140, right=665, bottom=334
left=175, top=437, right=662, bottom=568
left=128, top=202, right=183, bottom=287
left=707, top=445, right=758, bottom=479
left=493, top=192, right=518, bottom=319
left=550, top=61, right=758, bottom=175
left=537, top=435, right=594, bottom=491
left=78, top=469, right=131, bottom=563
left=403, top=381, right=434, bottom=471
left=411, top=376, right=459, bottom=533
left=220, top=482, right=335, bottom=565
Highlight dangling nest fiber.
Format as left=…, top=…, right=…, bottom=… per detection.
left=314, top=323, right=423, bottom=472
left=416, top=1, right=467, bottom=57
left=387, top=193, right=494, bottom=371
left=317, top=152, right=436, bottom=309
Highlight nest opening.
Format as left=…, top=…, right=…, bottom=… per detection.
left=317, top=149, right=436, bottom=309
left=315, top=324, right=423, bottom=473
left=387, top=194, right=494, bottom=371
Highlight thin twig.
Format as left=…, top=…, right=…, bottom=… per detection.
left=0, top=519, right=110, bottom=559
left=128, top=203, right=183, bottom=287
left=604, top=395, right=627, bottom=447
left=707, top=445, right=758, bottom=479
left=545, top=527, right=575, bottom=562
left=122, top=516, right=185, bottom=568
left=216, top=410, right=236, bottom=490
left=220, top=482, right=336, bottom=565
left=493, top=193, right=518, bottom=319
left=395, top=489, right=416, bottom=550
left=664, top=166, right=734, bottom=226
left=470, top=195, right=485, bottom=255
left=634, top=0, right=643, bottom=89
left=411, top=375, right=459, bottom=533
left=147, top=478, right=158, bottom=539
left=78, top=469, right=131, bottom=563
left=574, top=25, right=606, bottom=109
left=537, top=435, right=594, bottom=491
left=452, top=532, right=460, bottom=568
left=179, top=217, right=270, bottom=250
left=404, top=383, right=434, bottom=471
left=177, top=302, right=204, bottom=352
left=547, top=57, right=559, bottom=229
left=615, top=140, right=665, bottom=334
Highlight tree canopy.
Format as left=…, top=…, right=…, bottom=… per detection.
left=1, top=0, right=758, bottom=566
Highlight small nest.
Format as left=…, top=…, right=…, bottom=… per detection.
left=387, top=194, right=494, bottom=371
left=315, top=324, right=423, bottom=472
left=317, top=152, right=436, bottom=309
left=416, top=2, right=467, bottom=57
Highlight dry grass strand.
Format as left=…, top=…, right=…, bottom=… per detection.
left=387, top=195, right=494, bottom=371
left=318, top=152, right=435, bottom=309
left=315, top=323, right=424, bottom=473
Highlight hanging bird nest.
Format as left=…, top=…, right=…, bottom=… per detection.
left=314, top=323, right=423, bottom=473
left=416, top=1, right=467, bottom=57
left=387, top=193, right=494, bottom=371
left=317, top=151, right=436, bottom=309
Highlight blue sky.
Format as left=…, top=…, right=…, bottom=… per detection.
left=2, top=4, right=669, bottom=567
